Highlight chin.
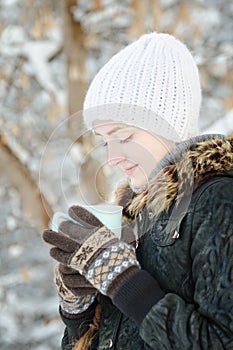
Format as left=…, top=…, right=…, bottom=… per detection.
left=129, top=176, right=145, bottom=190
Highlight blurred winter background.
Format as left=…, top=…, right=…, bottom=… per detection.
left=0, top=0, right=232, bottom=349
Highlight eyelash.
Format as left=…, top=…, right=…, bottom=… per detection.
left=120, top=135, right=132, bottom=144
left=103, top=135, right=132, bottom=147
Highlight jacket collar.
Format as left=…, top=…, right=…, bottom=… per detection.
left=115, top=134, right=233, bottom=222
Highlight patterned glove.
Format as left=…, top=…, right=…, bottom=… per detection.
left=54, top=263, right=97, bottom=315
left=43, top=206, right=140, bottom=298
left=49, top=206, right=102, bottom=316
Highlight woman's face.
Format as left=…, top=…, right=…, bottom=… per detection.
left=93, top=120, right=172, bottom=189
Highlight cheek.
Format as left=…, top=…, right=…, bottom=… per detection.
left=125, top=143, right=152, bottom=163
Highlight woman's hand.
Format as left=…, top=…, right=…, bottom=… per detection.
left=43, top=206, right=140, bottom=298
left=54, top=263, right=97, bottom=316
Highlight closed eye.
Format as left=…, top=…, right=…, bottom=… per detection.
left=120, top=135, right=133, bottom=144
left=102, top=134, right=133, bottom=147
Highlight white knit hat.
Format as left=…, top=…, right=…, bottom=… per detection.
left=83, top=32, right=201, bottom=142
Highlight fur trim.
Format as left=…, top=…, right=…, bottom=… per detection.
left=115, top=135, right=233, bottom=222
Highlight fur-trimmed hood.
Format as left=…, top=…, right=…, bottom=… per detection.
left=115, top=134, right=233, bottom=222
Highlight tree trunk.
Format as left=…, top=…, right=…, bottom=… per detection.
left=0, top=135, right=53, bottom=231
left=63, top=0, right=88, bottom=136
left=62, top=1, right=109, bottom=204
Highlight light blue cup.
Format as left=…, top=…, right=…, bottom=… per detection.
left=51, top=212, right=82, bottom=232
left=51, top=204, right=123, bottom=239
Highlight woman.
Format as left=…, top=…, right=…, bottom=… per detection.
left=43, top=33, right=233, bottom=349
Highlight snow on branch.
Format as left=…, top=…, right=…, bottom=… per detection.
left=202, top=109, right=233, bottom=135
left=0, top=25, right=63, bottom=101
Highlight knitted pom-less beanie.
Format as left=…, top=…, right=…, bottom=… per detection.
left=83, top=32, right=201, bottom=142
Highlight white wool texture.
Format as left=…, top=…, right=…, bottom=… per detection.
left=83, top=32, right=202, bottom=142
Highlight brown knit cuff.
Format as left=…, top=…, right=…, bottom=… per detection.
left=107, top=266, right=140, bottom=298
left=60, top=301, right=98, bottom=342
left=60, top=300, right=96, bottom=320
left=112, top=269, right=165, bottom=326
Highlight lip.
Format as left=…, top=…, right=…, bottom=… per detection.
left=124, top=165, right=138, bottom=174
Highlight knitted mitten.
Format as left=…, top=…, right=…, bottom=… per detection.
left=43, top=207, right=140, bottom=297
left=51, top=206, right=102, bottom=316
left=44, top=206, right=165, bottom=328
left=55, top=263, right=97, bottom=316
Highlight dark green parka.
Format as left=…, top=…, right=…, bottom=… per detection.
left=61, top=134, right=233, bottom=350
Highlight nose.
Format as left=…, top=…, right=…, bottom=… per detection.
left=107, top=142, right=125, bottom=166
left=108, top=156, right=125, bottom=166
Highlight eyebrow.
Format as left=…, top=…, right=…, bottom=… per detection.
left=107, top=126, right=126, bottom=135
left=94, top=126, right=127, bottom=136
